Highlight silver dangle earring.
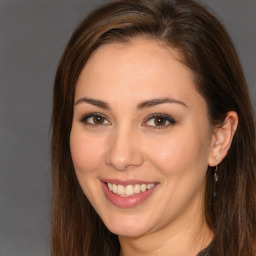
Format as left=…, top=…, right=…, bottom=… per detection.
left=213, top=165, right=218, bottom=198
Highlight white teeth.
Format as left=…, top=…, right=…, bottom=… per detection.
left=125, top=185, right=134, bottom=196
left=134, top=184, right=141, bottom=194
left=106, top=182, right=156, bottom=197
left=107, top=183, right=113, bottom=191
left=117, top=185, right=124, bottom=195
left=141, top=184, right=146, bottom=192
left=147, top=184, right=154, bottom=189
left=112, top=184, right=117, bottom=194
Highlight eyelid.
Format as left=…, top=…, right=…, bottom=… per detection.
left=142, top=113, right=176, bottom=128
left=79, top=112, right=175, bottom=128
left=79, top=112, right=111, bottom=126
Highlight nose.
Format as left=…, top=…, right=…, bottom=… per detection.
left=105, top=126, right=144, bottom=171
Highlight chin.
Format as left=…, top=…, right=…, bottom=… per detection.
left=102, top=213, right=153, bottom=238
left=108, top=225, right=148, bottom=238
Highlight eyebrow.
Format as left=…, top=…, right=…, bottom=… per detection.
left=74, top=97, right=187, bottom=110
left=137, top=97, right=188, bottom=109
left=75, top=97, right=111, bottom=109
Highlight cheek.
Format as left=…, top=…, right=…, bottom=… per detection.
left=69, top=127, right=105, bottom=174
left=144, top=129, right=210, bottom=176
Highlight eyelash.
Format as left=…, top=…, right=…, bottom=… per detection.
left=79, top=112, right=110, bottom=128
left=79, top=113, right=176, bottom=129
left=143, top=113, right=176, bottom=129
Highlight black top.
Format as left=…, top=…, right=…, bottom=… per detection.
left=197, top=242, right=213, bottom=256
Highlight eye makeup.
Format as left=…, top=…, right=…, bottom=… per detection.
left=143, top=113, right=176, bottom=129
left=79, top=112, right=176, bottom=129
left=79, top=112, right=111, bottom=127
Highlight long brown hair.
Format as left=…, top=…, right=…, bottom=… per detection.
left=51, top=0, right=256, bottom=255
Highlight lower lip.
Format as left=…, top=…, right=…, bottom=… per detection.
left=101, top=182, right=158, bottom=208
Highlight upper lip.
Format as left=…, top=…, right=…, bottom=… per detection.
left=100, top=178, right=158, bottom=186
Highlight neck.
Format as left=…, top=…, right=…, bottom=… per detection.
left=119, top=220, right=213, bottom=256
left=119, top=193, right=213, bottom=256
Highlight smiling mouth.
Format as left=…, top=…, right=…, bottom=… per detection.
left=106, top=183, right=156, bottom=197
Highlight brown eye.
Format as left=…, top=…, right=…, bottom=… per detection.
left=143, top=114, right=176, bottom=129
left=154, top=117, right=167, bottom=126
left=80, top=113, right=111, bottom=126
left=93, top=116, right=105, bottom=124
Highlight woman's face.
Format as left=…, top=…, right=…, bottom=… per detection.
left=70, top=39, right=215, bottom=238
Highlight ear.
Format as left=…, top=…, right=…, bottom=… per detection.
left=208, top=111, right=238, bottom=167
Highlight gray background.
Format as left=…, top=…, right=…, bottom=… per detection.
left=0, top=0, right=255, bottom=255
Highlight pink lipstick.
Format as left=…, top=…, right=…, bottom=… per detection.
left=101, top=180, right=158, bottom=208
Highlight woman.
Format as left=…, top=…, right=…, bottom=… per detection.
left=51, top=0, right=256, bottom=255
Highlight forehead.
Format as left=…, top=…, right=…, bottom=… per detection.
left=75, top=39, right=203, bottom=108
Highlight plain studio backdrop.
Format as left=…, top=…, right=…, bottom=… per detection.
left=0, top=0, right=255, bottom=255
